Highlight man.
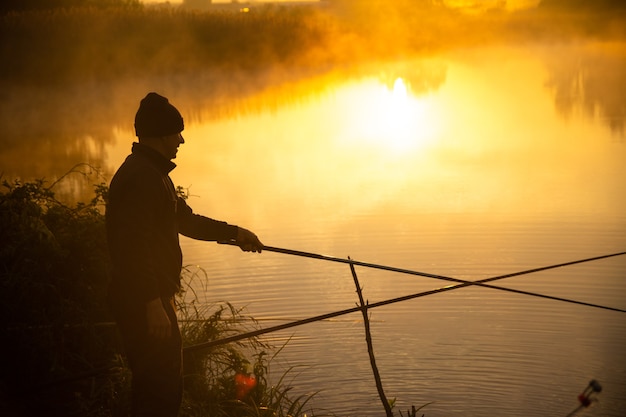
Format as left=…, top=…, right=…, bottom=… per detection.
left=106, top=92, right=263, bottom=416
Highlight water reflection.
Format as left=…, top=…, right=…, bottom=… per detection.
left=543, top=42, right=626, bottom=137
left=0, top=61, right=442, bottom=181
left=1, top=43, right=624, bottom=192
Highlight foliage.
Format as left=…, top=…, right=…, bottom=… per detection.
left=395, top=402, right=433, bottom=417
left=0, top=167, right=124, bottom=416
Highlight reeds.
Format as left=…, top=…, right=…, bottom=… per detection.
left=177, top=265, right=323, bottom=417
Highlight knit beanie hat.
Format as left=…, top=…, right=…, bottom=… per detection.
left=134, top=92, right=184, bottom=138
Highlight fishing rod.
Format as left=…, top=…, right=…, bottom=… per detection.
left=219, top=241, right=626, bottom=307
left=185, top=246, right=626, bottom=353
left=221, top=241, right=625, bottom=283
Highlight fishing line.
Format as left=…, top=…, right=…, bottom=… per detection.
left=185, top=246, right=626, bottom=352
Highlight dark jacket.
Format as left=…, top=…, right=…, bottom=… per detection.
left=106, top=142, right=238, bottom=304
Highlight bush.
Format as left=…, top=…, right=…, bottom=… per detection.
left=0, top=168, right=124, bottom=416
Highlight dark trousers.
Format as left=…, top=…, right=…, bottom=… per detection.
left=112, top=296, right=183, bottom=417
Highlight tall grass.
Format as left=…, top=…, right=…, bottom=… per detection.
left=178, top=294, right=321, bottom=417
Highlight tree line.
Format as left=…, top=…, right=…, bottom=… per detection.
left=0, top=0, right=141, bottom=14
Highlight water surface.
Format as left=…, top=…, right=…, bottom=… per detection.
left=2, top=43, right=625, bottom=416
left=169, top=45, right=626, bottom=416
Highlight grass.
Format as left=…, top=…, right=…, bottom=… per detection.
left=179, top=299, right=321, bottom=416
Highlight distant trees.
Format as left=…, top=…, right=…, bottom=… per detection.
left=0, top=0, right=141, bottom=14
left=539, top=0, right=626, bottom=11
left=181, top=0, right=212, bottom=11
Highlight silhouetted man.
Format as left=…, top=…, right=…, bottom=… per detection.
left=106, top=92, right=263, bottom=416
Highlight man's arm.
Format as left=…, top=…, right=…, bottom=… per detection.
left=177, top=197, right=263, bottom=252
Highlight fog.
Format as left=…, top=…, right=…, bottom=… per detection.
left=0, top=0, right=624, bottom=188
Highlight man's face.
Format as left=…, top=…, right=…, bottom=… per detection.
left=160, top=133, right=185, bottom=160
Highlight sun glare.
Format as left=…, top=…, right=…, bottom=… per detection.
left=442, top=0, right=540, bottom=12
left=340, top=77, right=440, bottom=153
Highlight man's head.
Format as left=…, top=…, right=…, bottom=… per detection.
left=135, top=92, right=185, bottom=160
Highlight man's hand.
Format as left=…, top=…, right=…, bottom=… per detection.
left=146, top=298, right=172, bottom=339
left=236, top=227, right=263, bottom=253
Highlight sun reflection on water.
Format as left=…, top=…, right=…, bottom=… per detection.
left=338, top=77, right=442, bottom=154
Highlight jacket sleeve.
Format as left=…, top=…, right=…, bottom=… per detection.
left=176, top=197, right=239, bottom=242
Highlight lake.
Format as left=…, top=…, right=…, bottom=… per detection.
left=2, top=42, right=625, bottom=416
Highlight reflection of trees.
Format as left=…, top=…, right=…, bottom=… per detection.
left=544, top=44, right=626, bottom=137
left=0, top=84, right=122, bottom=184
left=178, top=61, right=448, bottom=127
left=0, top=58, right=448, bottom=191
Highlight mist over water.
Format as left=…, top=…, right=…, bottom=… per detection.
left=1, top=1, right=624, bottom=176
left=1, top=1, right=625, bottom=415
